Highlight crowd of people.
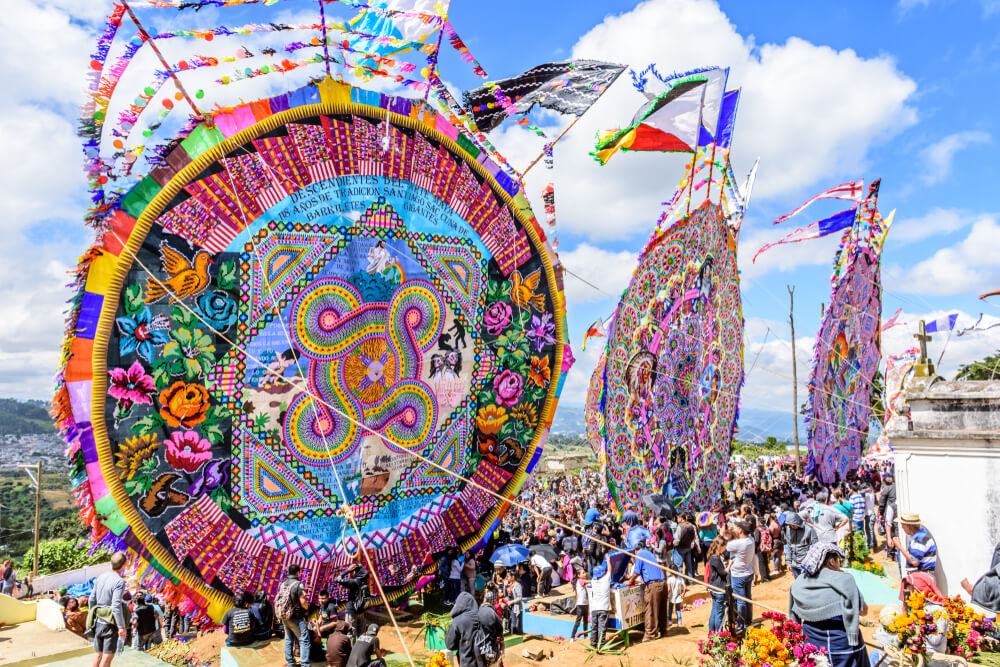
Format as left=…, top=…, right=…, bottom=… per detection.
left=26, top=456, right=993, bottom=667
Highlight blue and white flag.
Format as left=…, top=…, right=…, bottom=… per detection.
left=923, top=313, right=959, bottom=334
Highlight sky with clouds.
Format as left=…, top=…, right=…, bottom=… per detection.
left=4, top=0, right=1000, bottom=439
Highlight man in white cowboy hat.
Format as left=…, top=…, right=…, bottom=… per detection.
left=893, top=512, right=938, bottom=575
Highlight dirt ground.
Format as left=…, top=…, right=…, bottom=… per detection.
left=172, top=551, right=901, bottom=667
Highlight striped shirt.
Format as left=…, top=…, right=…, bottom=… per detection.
left=907, top=528, right=938, bottom=571
left=849, top=493, right=865, bottom=522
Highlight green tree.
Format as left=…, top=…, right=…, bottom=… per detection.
left=956, top=351, right=1000, bottom=380
left=47, top=516, right=85, bottom=542
left=21, top=540, right=110, bottom=575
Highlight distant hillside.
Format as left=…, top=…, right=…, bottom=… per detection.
left=0, top=398, right=54, bottom=435
left=551, top=403, right=809, bottom=444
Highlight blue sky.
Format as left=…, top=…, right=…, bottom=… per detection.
left=3, top=0, right=1000, bottom=434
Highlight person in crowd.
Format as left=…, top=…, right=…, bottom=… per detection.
left=726, top=520, right=755, bottom=627
left=278, top=562, right=311, bottom=667
left=347, top=623, right=388, bottom=667
left=90, top=552, right=128, bottom=667
left=863, top=484, right=879, bottom=550
left=673, top=513, right=700, bottom=579
left=503, top=570, right=523, bottom=635
left=698, top=513, right=719, bottom=564
left=768, top=513, right=785, bottom=577
left=338, top=560, right=371, bottom=637
left=1, top=560, right=14, bottom=596
left=783, top=510, right=817, bottom=578
left=894, top=512, right=938, bottom=585
left=789, top=542, right=870, bottom=667
left=445, top=592, right=480, bottom=667
left=462, top=551, right=478, bottom=596
left=324, top=620, right=354, bottom=667
left=667, top=569, right=686, bottom=629
left=588, top=560, right=612, bottom=651
left=251, top=590, right=276, bottom=641
left=878, top=475, right=898, bottom=559
left=811, top=490, right=848, bottom=544
left=530, top=550, right=554, bottom=597
left=570, top=564, right=589, bottom=641
left=65, top=597, right=88, bottom=637
left=442, top=548, right=463, bottom=605
left=629, top=538, right=669, bottom=641
left=222, top=591, right=256, bottom=647
left=133, top=595, right=158, bottom=651
left=478, top=599, right=504, bottom=666
left=705, top=537, right=729, bottom=632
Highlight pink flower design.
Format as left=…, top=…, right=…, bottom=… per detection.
left=164, top=431, right=213, bottom=473
left=493, top=369, right=524, bottom=407
left=108, top=360, right=155, bottom=411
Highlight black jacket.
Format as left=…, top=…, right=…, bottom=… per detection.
left=445, top=592, right=479, bottom=667
left=338, top=568, right=370, bottom=614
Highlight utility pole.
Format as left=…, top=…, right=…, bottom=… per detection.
left=20, top=463, right=42, bottom=577
left=789, top=285, right=801, bottom=475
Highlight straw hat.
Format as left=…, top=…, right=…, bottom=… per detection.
left=899, top=512, right=922, bottom=526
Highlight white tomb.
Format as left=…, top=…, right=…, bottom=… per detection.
left=888, top=376, right=1000, bottom=595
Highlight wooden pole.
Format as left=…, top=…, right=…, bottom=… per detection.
left=520, top=114, right=583, bottom=180
left=789, top=286, right=801, bottom=475
left=32, top=462, right=41, bottom=578
left=705, top=141, right=719, bottom=203
left=685, top=148, right=698, bottom=215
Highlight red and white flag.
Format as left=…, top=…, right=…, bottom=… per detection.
left=773, top=180, right=865, bottom=225
left=881, top=308, right=906, bottom=332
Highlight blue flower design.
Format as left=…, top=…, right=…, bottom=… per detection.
left=196, top=291, right=237, bottom=331
left=525, top=312, right=556, bottom=352
left=116, top=307, right=170, bottom=362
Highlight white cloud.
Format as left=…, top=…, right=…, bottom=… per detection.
left=919, top=131, right=990, bottom=185
left=0, top=0, right=93, bottom=108
left=889, top=216, right=1000, bottom=295
left=558, top=243, right=637, bottom=305
left=490, top=0, right=916, bottom=243
left=888, top=207, right=972, bottom=244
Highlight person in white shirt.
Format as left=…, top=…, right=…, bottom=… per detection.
left=570, top=565, right=589, bottom=641
left=726, top=520, right=755, bottom=627
left=587, top=560, right=612, bottom=650
left=666, top=573, right=686, bottom=628
left=530, top=553, right=553, bottom=596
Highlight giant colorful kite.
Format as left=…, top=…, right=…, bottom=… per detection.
left=54, top=1, right=567, bottom=625
left=805, top=183, right=892, bottom=482
left=586, top=66, right=747, bottom=513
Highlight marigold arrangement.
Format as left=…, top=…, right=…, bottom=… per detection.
left=883, top=591, right=998, bottom=660
left=425, top=651, right=449, bottom=667
left=698, top=612, right=828, bottom=667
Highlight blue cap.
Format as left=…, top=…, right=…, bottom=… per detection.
left=585, top=508, right=601, bottom=525
left=593, top=564, right=607, bottom=579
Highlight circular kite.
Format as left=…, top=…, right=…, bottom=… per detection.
left=599, top=201, right=744, bottom=513
left=806, top=194, right=890, bottom=483
left=54, top=5, right=566, bottom=624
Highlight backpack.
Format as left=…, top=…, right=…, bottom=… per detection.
left=274, top=579, right=297, bottom=622
left=760, top=528, right=773, bottom=554
left=676, top=525, right=695, bottom=550
left=473, top=624, right=500, bottom=664
left=135, top=604, right=156, bottom=635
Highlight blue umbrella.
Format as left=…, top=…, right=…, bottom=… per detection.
left=490, top=544, right=530, bottom=567
left=625, top=526, right=653, bottom=550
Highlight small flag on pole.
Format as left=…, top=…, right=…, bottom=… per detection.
left=753, top=208, right=857, bottom=263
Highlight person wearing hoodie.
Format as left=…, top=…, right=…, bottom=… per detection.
left=477, top=601, right=504, bottom=667
left=445, top=592, right=480, bottom=667
left=783, top=511, right=818, bottom=579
